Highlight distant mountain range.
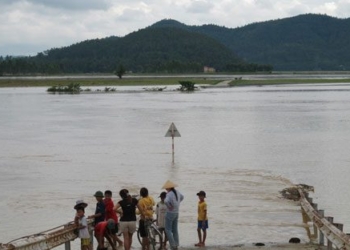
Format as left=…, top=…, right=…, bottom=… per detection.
left=1, top=13, right=349, bottom=74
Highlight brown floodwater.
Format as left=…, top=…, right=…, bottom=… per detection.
left=0, top=83, right=350, bottom=248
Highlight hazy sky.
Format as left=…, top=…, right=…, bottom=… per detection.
left=1, top=0, right=349, bottom=56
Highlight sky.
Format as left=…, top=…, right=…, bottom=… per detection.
left=1, top=0, right=350, bottom=57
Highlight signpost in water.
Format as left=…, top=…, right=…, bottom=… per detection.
left=165, top=122, right=181, bottom=163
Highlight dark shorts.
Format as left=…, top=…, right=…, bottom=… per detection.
left=197, top=220, right=208, bottom=230
left=139, top=220, right=148, bottom=237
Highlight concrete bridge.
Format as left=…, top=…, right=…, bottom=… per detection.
left=1, top=189, right=349, bottom=250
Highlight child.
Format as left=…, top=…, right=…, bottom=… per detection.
left=156, top=192, right=168, bottom=249
left=104, top=190, right=123, bottom=247
left=75, top=207, right=91, bottom=250
left=195, top=190, right=208, bottom=247
left=138, top=187, right=155, bottom=250
left=94, top=219, right=117, bottom=250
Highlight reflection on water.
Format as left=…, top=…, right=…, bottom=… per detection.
left=0, top=83, right=350, bottom=248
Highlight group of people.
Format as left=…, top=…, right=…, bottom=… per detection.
left=73, top=180, right=208, bottom=250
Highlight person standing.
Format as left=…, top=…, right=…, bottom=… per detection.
left=114, top=189, right=140, bottom=250
left=104, top=190, right=123, bottom=247
left=138, top=187, right=155, bottom=250
left=195, top=191, right=208, bottom=247
left=88, top=191, right=105, bottom=226
left=75, top=207, right=91, bottom=250
left=156, top=192, right=168, bottom=249
left=162, top=180, right=184, bottom=250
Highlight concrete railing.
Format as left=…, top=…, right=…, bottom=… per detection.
left=299, top=189, right=350, bottom=250
left=0, top=220, right=94, bottom=250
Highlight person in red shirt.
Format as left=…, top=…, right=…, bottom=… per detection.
left=94, top=219, right=116, bottom=250
left=104, top=190, right=123, bottom=247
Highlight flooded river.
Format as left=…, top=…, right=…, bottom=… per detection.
left=0, top=83, right=350, bottom=248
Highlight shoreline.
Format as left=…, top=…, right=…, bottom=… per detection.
left=0, top=73, right=350, bottom=88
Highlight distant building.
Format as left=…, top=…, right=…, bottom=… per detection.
left=203, top=66, right=216, bottom=73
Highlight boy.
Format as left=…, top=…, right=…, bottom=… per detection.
left=138, top=187, right=155, bottom=250
left=195, top=190, right=208, bottom=247
left=94, top=219, right=117, bottom=250
left=104, top=190, right=123, bottom=247
left=156, top=192, right=168, bottom=250
left=75, top=207, right=91, bottom=250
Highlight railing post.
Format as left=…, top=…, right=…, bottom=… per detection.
left=311, top=203, right=318, bottom=239
left=325, top=217, right=334, bottom=250
left=64, top=225, right=71, bottom=250
left=90, top=224, right=94, bottom=250
left=333, top=223, right=344, bottom=250
left=318, top=210, right=325, bottom=245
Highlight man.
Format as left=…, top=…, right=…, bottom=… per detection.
left=88, top=191, right=105, bottom=225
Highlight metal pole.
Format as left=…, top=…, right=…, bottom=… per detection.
left=171, top=125, right=174, bottom=163
left=172, top=135, right=174, bottom=163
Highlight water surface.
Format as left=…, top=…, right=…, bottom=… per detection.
left=0, top=83, right=350, bottom=248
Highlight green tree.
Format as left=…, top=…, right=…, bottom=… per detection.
left=178, top=81, right=196, bottom=91
left=115, top=64, right=126, bottom=79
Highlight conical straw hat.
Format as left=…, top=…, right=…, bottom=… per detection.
left=162, top=180, right=178, bottom=189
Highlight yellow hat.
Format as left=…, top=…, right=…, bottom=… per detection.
left=162, top=180, right=178, bottom=189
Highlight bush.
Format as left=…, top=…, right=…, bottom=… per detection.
left=178, top=81, right=196, bottom=91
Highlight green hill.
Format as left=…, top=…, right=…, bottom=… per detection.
left=153, top=14, right=350, bottom=70
left=1, top=26, right=258, bottom=74
left=2, top=13, right=349, bottom=74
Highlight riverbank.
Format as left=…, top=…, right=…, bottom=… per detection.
left=0, top=73, right=350, bottom=87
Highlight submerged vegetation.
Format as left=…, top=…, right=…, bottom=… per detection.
left=47, top=83, right=81, bottom=93
left=47, top=83, right=116, bottom=93
left=178, top=81, right=197, bottom=91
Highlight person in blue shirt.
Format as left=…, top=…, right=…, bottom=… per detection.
left=88, top=191, right=105, bottom=226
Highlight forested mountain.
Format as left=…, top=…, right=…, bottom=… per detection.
left=1, top=27, right=267, bottom=74
left=152, top=14, right=350, bottom=70
left=1, top=13, right=349, bottom=74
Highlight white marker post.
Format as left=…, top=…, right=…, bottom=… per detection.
left=165, top=122, right=181, bottom=163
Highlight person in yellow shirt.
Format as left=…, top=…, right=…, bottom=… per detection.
left=195, top=191, right=208, bottom=247
left=138, top=187, right=155, bottom=250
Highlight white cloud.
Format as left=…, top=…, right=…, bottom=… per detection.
left=0, top=0, right=349, bottom=56
left=187, top=1, right=214, bottom=14
left=0, top=0, right=111, bottom=11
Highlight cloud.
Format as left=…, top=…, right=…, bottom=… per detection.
left=0, top=0, right=111, bottom=11
left=187, top=1, right=214, bottom=14
left=0, top=0, right=349, bottom=56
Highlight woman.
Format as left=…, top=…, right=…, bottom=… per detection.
left=114, top=189, right=140, bottom=250
left=162, top=180, right=184, bottom=250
